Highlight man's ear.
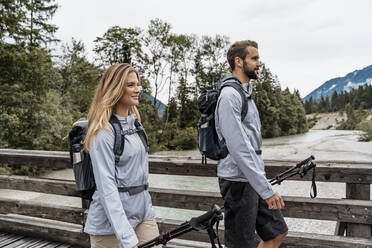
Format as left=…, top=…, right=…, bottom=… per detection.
left=234, top=57, right=243, bottom=69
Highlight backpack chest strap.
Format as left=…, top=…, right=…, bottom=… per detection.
left=110, top=115, right=149, bottom=165
left=121, top=128, right=139, bottom=135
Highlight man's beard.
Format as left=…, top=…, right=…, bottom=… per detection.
left=243, top=61, right=258, bottom=80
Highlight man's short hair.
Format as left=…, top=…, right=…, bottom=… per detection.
left=227, top=40, right=258, bottom=71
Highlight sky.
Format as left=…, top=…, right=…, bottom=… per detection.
left=52, top=0, right=372, bottom=101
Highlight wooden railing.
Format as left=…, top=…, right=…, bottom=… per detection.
left=0, top=149, right=371, bottom=247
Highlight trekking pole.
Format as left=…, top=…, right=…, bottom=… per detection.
left=139, top=157, right=317, bottom=248
left=269, top=155, right=317, bottom=198
left=269, top=155, right=315, bottom=185
left=138, top=205, right=224, bottom=248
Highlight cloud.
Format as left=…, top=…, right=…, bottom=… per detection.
left=52, top=0, right=372, bottom=98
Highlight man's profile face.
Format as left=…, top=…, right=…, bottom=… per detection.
left=242, top=46, right=260, bottom=80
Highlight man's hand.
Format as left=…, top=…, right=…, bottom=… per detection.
left=265, top=192, right=285, bottom=210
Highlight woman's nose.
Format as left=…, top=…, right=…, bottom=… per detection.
left=136, top=85, right=143, bottom=92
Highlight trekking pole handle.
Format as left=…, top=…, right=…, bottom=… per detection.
left=296, top=155, right=315, bottom=168
left=301, top=161, right=316, bottom=174
left=191, top=205, right=223, bottom=225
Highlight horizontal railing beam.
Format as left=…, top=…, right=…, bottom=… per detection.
left=1, top=175, right=371, bottom=224
left=0, top=214, right=89, bottom=247
left=157, top=218, right=372, bottom=248
left=150, top=188, right=372, bottom=225
left=1, top=149, right=372, bottom=183
left=0, top=149, right=70, bottom=169
left=0, top=197, right=84, bottom=224
left=0, top=175, right=79, bottom=197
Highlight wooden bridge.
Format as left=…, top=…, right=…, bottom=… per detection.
left=0, top=149, right=371, bottom=247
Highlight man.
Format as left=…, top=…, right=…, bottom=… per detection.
left=215, top=40, right=288, bottom=248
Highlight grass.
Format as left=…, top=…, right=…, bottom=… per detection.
left=306, top=114, right=319, bottom=129
left=357, top=120, right=372, bottom=141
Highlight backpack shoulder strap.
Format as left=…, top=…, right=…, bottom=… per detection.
left=109, top=115, right=124, bottom=166
left=220, top=81, right=250, bottom=121
left=135, top=119, right=149, bottom=152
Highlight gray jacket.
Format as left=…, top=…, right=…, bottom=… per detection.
left=84, top=113, right=155, bottom=248
left=215, top=74, right=275, bottom=200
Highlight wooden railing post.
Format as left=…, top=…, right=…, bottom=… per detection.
left=344, top=183, right=371, bottom=238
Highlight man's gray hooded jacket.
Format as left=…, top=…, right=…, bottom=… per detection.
left=215, top=74, right=275, bottom=200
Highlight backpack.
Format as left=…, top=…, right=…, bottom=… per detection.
left=68, top=114, right=149, bottom=200
left=197, top=76, right=250, bottom=165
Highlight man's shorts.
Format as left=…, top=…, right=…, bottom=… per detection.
left=219, top=178, right=288, bottom=248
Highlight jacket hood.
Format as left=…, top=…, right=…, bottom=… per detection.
left=217, top=74, right=242, bottom=90
left=217, top=73, right=252, bottom=96
left=113, top=113, right=137, bottom=129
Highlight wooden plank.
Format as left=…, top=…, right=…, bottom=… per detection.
left=149, top=158, right=372, bottom=183
left=0, top=233, right=24, bottom=246
left=0, top=232, right=65, bottom=248
left=4, top=236, right=39, bottom=248
left=0, top=232, right=11, bottom=241
left=149, top=188, right=372, bottom=224
left=23, top=238, right=56, bottom=248
left=166, top=239, right=212, bottom=248
left=0, top=197, right=85, bottom=224
left=0, top=175, right=79, bottom=197
left=0, top=149, right=70, bottom=169
left=345, top=183, right=371, bottom=238
left=55, top=244, right=77, bottom=248
left=0, top=176, right=371, bottom=224
left=42, top=241, right=70, bottom=248
left=1, top=149, right=372, bottom=183
left=0, top=214, right=89, bottom=248
left=281, top=196, right=372, bottom=225
left=1, top=215, right=372, bottom=248
left=156, top=218, right=372, bottom=248
left=283, top=231, right=372, bottom=248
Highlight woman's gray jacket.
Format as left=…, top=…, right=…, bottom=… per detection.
left=84, top=114, right=155, bottom=248
left=215, top=74, right=275, bottom=200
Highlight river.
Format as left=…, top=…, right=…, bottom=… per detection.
left=1, top=130, right=371, bottom=236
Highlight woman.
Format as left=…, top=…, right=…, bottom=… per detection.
left=83, top=63, right=160, bottom=248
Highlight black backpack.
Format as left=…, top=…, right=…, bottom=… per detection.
left=68, top=114, right=149, bottom=200
left=197, top=76, right=250, bottom=164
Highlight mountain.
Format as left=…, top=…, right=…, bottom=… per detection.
left=303, top=65, right=372, bottom=101
left=140, top=92, right=167, bottom=116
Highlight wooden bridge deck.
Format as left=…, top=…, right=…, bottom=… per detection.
left=0, top=232, right=210, bottom=248
left=1, top=149, right=372, bottom=247
left=0, top=232, right=76, bottom=248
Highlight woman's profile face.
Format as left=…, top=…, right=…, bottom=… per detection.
left=119, top=72, right=141, bottom=107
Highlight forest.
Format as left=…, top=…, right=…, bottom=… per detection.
left=304, top=85, right=372, bottom=114
left=0, top=0, right=310, bottom=153
left=304, top=86, right=372, bottom=141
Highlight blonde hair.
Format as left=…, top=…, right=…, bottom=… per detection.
left=83, top=63, right=141, bottom=151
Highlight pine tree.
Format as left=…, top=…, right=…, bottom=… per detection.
left=58, top=38, right=101, bottom=117
left=192, top=35, right=230, bottom=93
left=93, top=26, right=142, bottom=67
